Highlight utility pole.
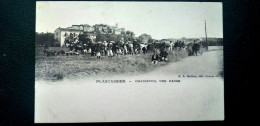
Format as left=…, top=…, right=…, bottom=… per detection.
left=205, top=20, right=208, bottom=51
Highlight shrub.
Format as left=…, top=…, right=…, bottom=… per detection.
left=53, top=72, right=65, bottom=80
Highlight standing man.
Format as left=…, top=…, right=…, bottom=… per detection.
left=107, top=41, right=113, bottom=57
left=83, top=43, right=88, bottom=55
left=192, top=40, right=199, bottom=56
left=169, top=41, right=173, bottom=51
left=96, top=50, right=101, bottom=59
left=142, top=46, right=147, bottom=55
left=103, top=41, right=108, bottom=55
left=69, top=44, right=74, bottom=55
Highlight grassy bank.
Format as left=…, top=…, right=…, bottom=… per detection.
left=35, top=47, right=188, bottom=81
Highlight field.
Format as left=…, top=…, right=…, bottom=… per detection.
left=35, top=47, right=188, bottom=81
left=35, top=47, right=224, bottom=122
left=35, top=46, right=223, bottom=81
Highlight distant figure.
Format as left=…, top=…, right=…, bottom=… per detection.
left=129, top=43, right=134, bottom=55
left=192, top=41, right=200, bottom=56
left=151, top=51, right=159, bottom=64
left=88, top=47, right=92, bottom=54
left=134, top=48, right=138, bottom=55
left=107, top=49, right=113, bottom=58
left=96, top=50, right=101, bottom=59
left=142, top=47, right=147, bottom=55
left=117, top=48, right=123, bottom=55
left=83, top=44, right=88, bottom=55
left=69, top=44, right=74, bottom=55
left=103, top=41, right=108, bottom=50
left=160, top=49, right=168, bottom=62
left=123, top=44, right=128, bottom=55
left=101, top=44, right=105, bottom=56
left=169, top=41, right=173, bottom=51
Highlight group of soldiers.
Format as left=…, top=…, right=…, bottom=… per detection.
left=66, top=40, right=149, bottom=58
left=44, top=32, right=208, bottom=64
left=185, top=40, right=208, bottom=56
left=151, top=48, right=169, bottom=64
left=65, top=39, right=172, bottom=64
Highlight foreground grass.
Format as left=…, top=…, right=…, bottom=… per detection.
left=35, top=47, right=188, bottom=81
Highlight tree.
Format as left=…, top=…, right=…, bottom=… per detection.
left=108, top=27, right=113, bottom=34
left=78, top=33, right=91, bottom=44
left=35, top=32, right=56, bottom=47
left=116, top=34, right=124, bottom=42
left=138, top=33, right=152, bottom=44
left=105, top=34, right=117, bottom=42
left=126, top=30, right=132, bottom=35
left=96, top=33, right=107, bottom=42
left=148, top=39, right=154, bottom=44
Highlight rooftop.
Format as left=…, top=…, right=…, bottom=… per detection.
left=58, top=28, right=82, bottom=32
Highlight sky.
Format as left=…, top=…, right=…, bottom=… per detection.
left=36, top=1, right=223, bottom=39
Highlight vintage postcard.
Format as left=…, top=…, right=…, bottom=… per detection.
left=35, top=1, right=224, bottom=123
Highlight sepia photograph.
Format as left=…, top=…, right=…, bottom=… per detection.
left=35, top=1, right=224, bottom=123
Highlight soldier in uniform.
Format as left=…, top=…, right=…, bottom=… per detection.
left=160, top=49, right=168, bottom=62
left=151, top=51, right=159, bottom=64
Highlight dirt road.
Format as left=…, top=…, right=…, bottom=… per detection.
left=35, top=50, right=224, bottom=123
left=126, top=49, right=223, bottom=79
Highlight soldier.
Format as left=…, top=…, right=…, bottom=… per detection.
left=103, top=41, right=108, bottom=51
left=151, top=51, right=159, bottom=64
left=96, top=50, right=101, bottom=59
left=83, top=43, right=88, bottom=55
left=69, top=44, right=74, bottom=55
left=160, top=49, right=168, bottom=62
left=169, top=41, right=173, bottom=51
left=142, top=46, right=147, bottom=55
left=123, top=44, right=128, bottom=55
left=192, top=40, right=200, bottom=56
left=107, top=42, right=113, bottom=57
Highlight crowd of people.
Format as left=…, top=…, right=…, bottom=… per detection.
left=67, top=40, right=148, bottom=57
left=64, top=40, right=173, bottom=64
left=44, top=33, right=207, bottom=64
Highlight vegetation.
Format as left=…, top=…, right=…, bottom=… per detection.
left=205, top=38, right=223, bottom=46
left=138, top=33, right=153, bottom=43
left=35, top=32, right=59, bottom=47
left=35, top=47, right=188, bottom=81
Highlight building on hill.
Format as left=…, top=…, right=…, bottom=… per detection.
left=68, top=24, right=94, bottom=33
left=115, top=28, right=125, bottom=35
left=54, top=23, right=129, bottom=47
left=54, top=24, right=97, bottom=47
left=71, top=25, right=84, bottom=30
left=81, top=24, right=94, bottom=33
left=93, top=24, right=110, bottom=34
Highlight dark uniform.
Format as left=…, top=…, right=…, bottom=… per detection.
left=69, top=45, right=74, bottom=51
left=142, top=47, right=147, bottom=54
left=151, top=53, right=159, bottom=64
left=160, top=50, right=168, bottom=61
